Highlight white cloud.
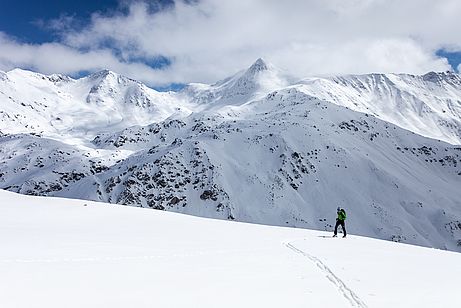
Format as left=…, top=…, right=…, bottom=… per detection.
left=0, top=0, right=459, bottom=86
left=0, top=32, right=172, bottom=84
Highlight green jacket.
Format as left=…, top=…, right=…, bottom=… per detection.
left=337, top=209, right=346, bottom=221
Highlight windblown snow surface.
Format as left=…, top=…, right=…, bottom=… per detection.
left=1, top=59, right=461, bottom=252
left=0, top=190, right=459, bottom=308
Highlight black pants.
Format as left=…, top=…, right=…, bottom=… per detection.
left=334, top=219, right=346, bottom=236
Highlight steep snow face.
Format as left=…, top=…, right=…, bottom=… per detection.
left=297, top=72, right=461, bottom=145
left=0, top=69, right=191, bottom=142
left=1, top=190, right=460, bottom=308
left=1, top=61, right=461, bottom=252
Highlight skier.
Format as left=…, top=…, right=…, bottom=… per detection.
left=333, top=207, right=347, bottom=238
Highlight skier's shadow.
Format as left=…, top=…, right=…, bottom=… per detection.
left=317, top=235, right=332, bottom=238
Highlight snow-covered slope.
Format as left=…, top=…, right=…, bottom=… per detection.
left=297, top=72, right=461, bottom=144
left=0, top=133, right=112, bottom=195
left=1, top=59, right=461, bottom=252
left=0, top=190, right=460, bottom=308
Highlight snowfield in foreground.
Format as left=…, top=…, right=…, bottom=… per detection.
left=0, top=190, right=459, bottom=308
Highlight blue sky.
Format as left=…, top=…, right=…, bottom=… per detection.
left=436, top=50, right=461, bottom=72
left=0, top=0, right=120, bottom=43
left=0, top=0, right=181, bottom=89
left=0, top=0, right=460, bottom=88
left=0, top=1, right=180, bottom=43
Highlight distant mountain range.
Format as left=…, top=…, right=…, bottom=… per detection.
left=1, top=59, right=460, bottom=251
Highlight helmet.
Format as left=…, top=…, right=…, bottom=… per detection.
left=337, top=207, right=341, bottom=212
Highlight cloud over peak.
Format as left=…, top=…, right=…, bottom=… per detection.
left=0, top=0, right=459, bottom=86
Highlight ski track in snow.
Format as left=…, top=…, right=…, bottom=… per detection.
left=285, top=239, right=368, bottom=308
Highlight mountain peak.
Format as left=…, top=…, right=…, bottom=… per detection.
left=422, top=71, right=461, bottom=84
left=46, top=73, right=73, bottom=83
left=205, top=57, right=287, bottom=102
left=86, top=69, right=141, bottom=86
left=247, top=58, right=269, bottom=73
left=7, top=68, right=41, bottom=78
left=89, top=69, right=117, bottom=80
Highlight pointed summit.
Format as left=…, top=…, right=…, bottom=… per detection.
left=194, top=57, right=288, bottom=105
left=247, top=58, right=269, bottom=74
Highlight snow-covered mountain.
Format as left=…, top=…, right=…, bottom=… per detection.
left=0, top=68, right=191, bottom=142
left=183, top=58, right=289, bottom=108
left=1, top=59, right=461, bottom=252
left=1, top=190, right=460, bottom=308
left=297, top=72, right=461, bottom=144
